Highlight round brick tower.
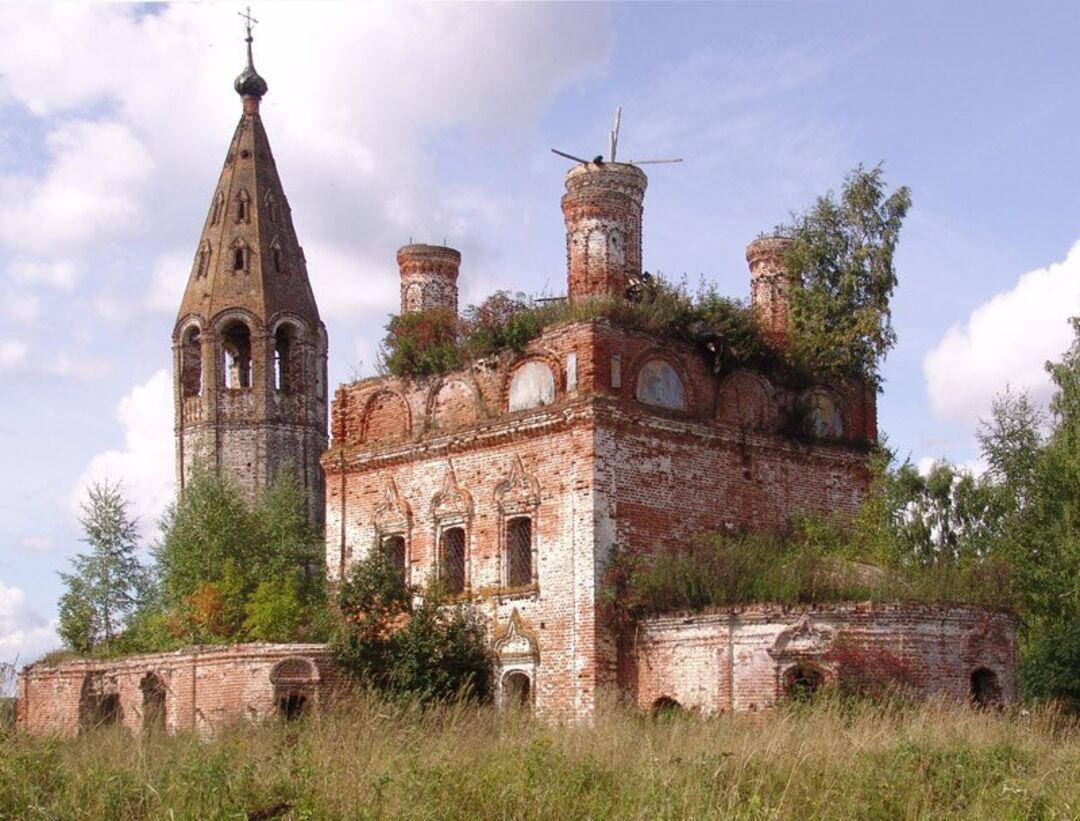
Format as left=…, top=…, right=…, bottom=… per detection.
left=397, top=244, right=461, bottom=314
left=561, top=162, right=647, bottom=301
left=747, top=235, right=795, bottom=346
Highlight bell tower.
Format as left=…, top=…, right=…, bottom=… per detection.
left=173, top=19, right=327, bottom=523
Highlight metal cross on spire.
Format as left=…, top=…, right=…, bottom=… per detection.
left=551, top=106, right=684, bottom=167
left=239, top=6, right=259, bottom=43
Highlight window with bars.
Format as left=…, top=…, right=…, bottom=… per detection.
left=440, top=526, right=466, bottom=594
left=382, top=534, right=406, bottom=581
left=506, top=517, right=532, bottom=587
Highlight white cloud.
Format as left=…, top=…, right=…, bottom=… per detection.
left=9, top=258, right=78, bottom=290
left=145, top=248, right=192, bottom=313
left=924, top=240, right=1080, bottom=427
left=0, top=120, right=154, bottom=254
left=17, top=536, right=52, bottom=553
left=0, top=582, right=58, bottom=672
left=0, top=339, right=27, bottom=370
left=72, top=369, right=175, bottom=538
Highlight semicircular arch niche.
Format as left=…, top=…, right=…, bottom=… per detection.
left=508, top=359, right=556, bottom=412
left=430, top=378, right=479, bottom=429
left=363, top=390, right=410, bottom=444
left=494, top=609, right=540, bottom=709
left=635, top=358, right=686, bottom=412
left=716, top=369, right=773, bottom=430
left=801, top=390, right=844, bottom=439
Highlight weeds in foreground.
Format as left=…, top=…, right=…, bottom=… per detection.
left=2, top=692, right=1078, bottom=819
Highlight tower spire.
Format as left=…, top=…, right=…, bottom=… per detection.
left=233, top=6, right=268, bottom=107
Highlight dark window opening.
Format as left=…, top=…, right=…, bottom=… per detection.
left=503, top=672, right=532, bottom=709
left=141, top=674, right=166, bottom=734
left=273, top=246, right=283, bottom=272
left=181, top=327, right=202, bottom=397
left=274, top=325, right=298, bottom=392
left=237, top=191, right=250, bottom=223
left=233, top=246, right=245, bottom=272
left=506, top=516, right=532, bottom=587
left=278, top=692, right=307, bottom=721
left=222, top=321, right=252, bottom=389
left=79, top=676, right=121, bottom=734
left=440, top=526, right=466, bottom=594
left=783, top=665, right=823, bottom=702
left=970, top=668, right=1002, bottom=708
left=210, top=192, right=223, bottom=225
left=383, top=535, right=406, bottom=581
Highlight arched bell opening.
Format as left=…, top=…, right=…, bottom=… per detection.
left=221, top=320, right=253, bottom=389
left=180, top=326, right=203, bottom=397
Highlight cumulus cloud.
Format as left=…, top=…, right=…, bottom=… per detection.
left=924, top=240, right=1080, bottom=427
left=0, top=581, right=58, bottom=672
left=72, top=369, right=175, bottom=538
left=0, top=120, right=154, bottom=255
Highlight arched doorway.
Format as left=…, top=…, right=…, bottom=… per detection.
left=970, top=667, right=1002, bottom=708
left=651, top=696, right=683, bottom=718
left=140, top=673, right=166, bottom=734
left=79, top=673, right=121, bottom=733
left=502, top=671, right=532, bottom=710
left=783, top=664, right=824, bottom=701
left=269, top=658, right=319, bottom=721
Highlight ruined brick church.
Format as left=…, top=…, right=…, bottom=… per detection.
left=17, top=36, right=1017, bottom=735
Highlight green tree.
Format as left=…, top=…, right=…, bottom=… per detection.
left=57, top=481, right=147, bottom=651
left=332, top=549, right=491, bottom=703
left=781, top=164, right=912, bottom=386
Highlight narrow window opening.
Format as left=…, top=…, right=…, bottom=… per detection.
left=197, top=241, right=212, bottom=278
left=181, top=327, right=202, bottom=397
left=237, top=190, right=250, bottom=223
left=273, top=325, right=297, bottom=392
left=382, top=535, right=406, bottom=582
left=440, top=526, right=466, bottom=594
left=273, top=246, right=283, bottom=272
left=222, top=321, right=252, bottom=389
left=210, top=191, right=224, bottom=226
left=506, top=516, right=532, bottom=587
left=233, top=246, right=245, bottom=272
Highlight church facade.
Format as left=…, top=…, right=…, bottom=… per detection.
left=16, top=35, right=1018, bottom=735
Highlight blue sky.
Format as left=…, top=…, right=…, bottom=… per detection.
left=1, top=1, right=1078, bottom=668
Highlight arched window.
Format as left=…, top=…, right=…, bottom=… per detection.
left=197, top=240, right=212, bottom=278
left=440, top=526, right=466, bottom=594
left=210, top=191, right=224, bottom=226
left=236, top=189, right=250, bottom=224
left=651, top=696, right=683, bottom=717
left=232, top=245, right=246, bottom=272
left=222, top=321, right=252, bottom=389
left=635, top=359, right=686, bottom=411
left=382, top=534, right=406, bottom=581
left=505, top=516, right=532, bottom=587
left=970, top=668, right=1002, bottom=708
left=503, top=671, right=532, bottom=710
left=270, top=658, right=318, bottom=721
left=271, top=237, right=284, bottom=273
left=79, top=673, right=120, bottom=734
left=265, top=190, right=278, bottom=222
left=783, top=664, right=823, bottom=701
left=140, top=673, right=166, bottom=734
left=180, top=327, right=202, bottom=397
left=274, top=324, right=299, bottom=392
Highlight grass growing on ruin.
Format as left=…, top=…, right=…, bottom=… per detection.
left=3, top=692, right=1079, bottom=819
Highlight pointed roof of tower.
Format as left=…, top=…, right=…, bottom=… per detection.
left=176, top=20, right=320, bottom=336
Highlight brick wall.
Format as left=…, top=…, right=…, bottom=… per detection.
left=17, top=644, right=337, bottom=738
left=622, top=602, right=1019, bottom=712
left=324, top=318, right=877, bottom=719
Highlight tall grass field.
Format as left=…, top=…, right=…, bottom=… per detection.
left=2, top=693, right=1078, bottom=819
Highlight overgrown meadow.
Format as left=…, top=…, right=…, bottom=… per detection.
left=2, top=692, right=1079, bottom=820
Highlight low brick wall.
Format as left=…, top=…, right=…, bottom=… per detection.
left=16, top=643, right=337, bottom=737
left=620, top=602, right=1019, bottom=712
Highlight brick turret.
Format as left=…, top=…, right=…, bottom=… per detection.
left=562, top=162, right=647, bottom=301
left=397, top=244, right=461, bottom=314
left=747, top=235, right=795, bottom=346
